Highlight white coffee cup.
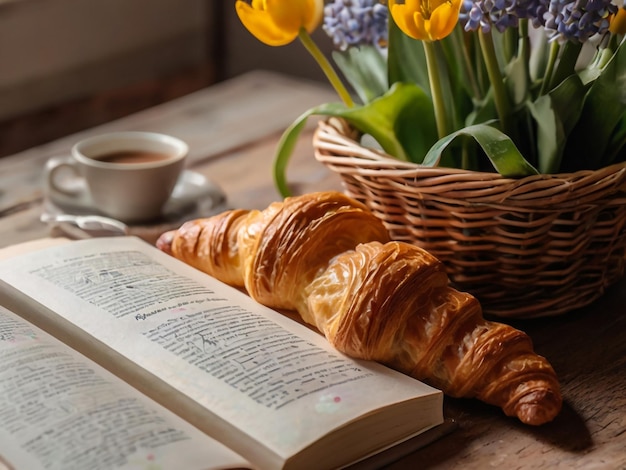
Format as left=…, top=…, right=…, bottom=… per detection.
left=46, top=131, right=188, bottom=223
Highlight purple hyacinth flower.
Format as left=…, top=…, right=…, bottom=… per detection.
left=323, top=0, right=389, bottom=51
left=460, top=0, right=547, bottom=32
left=542, top=0, right=618, bottom=42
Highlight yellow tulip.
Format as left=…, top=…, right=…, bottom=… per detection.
left=236, top=0, right=324, bottom=46
left=389, top=0, right=462, bottom=42
left=609, top=7, right=626, bottom=35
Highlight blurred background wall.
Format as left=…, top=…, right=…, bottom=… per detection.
left=0, top=0, right=333, bottom=157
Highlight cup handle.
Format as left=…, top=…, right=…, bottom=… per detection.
left=45, top=156, right=84, bottom=196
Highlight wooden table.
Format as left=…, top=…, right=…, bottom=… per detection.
left=1, top=70, right=624, bottom=469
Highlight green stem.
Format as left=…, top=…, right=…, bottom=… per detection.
left=503, top=27, right=518, bottom=62
left=518, top=19, right=530, bottom=79
left=451, top=27, right=482, bottom=100
left=478, top=29, right=513, bottom=135
left=549, top=41, right=582, bottom=89
left=423, top=41, right=451, bottom=139
left=298, top=29, right=354, bottom=107
left=539, top=40, right=560, bottom=95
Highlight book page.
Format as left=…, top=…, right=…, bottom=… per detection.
left=0, top=305, right=252, bottom=470
left=0, top=237, right=442, bottom=469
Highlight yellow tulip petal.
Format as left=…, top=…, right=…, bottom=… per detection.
left=302, top=0, right=324, bottom=33
left=236, top=0, right=322, bottom=45
left=429, top=0, right=452, bottom=12
left=429, top=2, right=458, bottom=40
left=265, top=0, right=306, bottom=32
left=413, top=13, right=430, bottom=41
left=391, top=0, right=460, bottom=41
left=391, top=4, right=425, bottom=40
left=267, top=0, right=322, bottom=33
left=610, top=8, right=626, bottom=35
left=236, top=1, right=299, bottom=46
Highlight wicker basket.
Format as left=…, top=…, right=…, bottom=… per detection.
left=313, top=118, right=626, bottom=319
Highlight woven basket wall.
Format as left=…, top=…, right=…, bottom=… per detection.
left=313, top=118, right=626, bottom=319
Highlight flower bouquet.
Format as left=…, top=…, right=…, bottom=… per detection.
left=235, top=0, right=626, bottom=318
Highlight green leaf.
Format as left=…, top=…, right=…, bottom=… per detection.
left=548, top=73, right=589, bottom=135
left=526, top=73, right=589, bottom=173
left=562, top=39, right=626, bottom=171
left=466, top=88, right=498, bottom=126
left=337, top=83, right=437, bottom=161
left=422, top=123, right=539, bottom=177
left=441, top=27, right=483, bottom=110
left=550, top=41, right=583, bottom=90
left=529, top=29, right=549, bottom=83
left=604, top=113, right=626, bottom=164
left=387, top=19, right=429, bottom=91
left=526, top=96, right=564, bottom=173
left=273, top=109, right=316, bottom=198
left=493, top=28, right=519, bottom=64
left=332, top=46, right=388, bottom=104
left=504, top=45, right=529, bottom=106
left=273, top=83, right=438, bottom=197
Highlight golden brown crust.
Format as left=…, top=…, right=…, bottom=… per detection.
left=156, top=191, right=562, bottom=425
left=242, top=192, right=390, bottom=311
left=158, top=209, right=250, bottom=287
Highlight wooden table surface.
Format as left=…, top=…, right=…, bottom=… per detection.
left=1, top=70, right=624, bottom=469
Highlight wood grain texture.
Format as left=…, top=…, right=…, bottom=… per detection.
left=0, top=70, right=624, bottom=469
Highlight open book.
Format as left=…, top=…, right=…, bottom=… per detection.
left=0, top=236, right=450, bottom=470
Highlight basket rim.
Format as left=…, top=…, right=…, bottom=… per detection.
left=313, top=118, right=626, bottom=184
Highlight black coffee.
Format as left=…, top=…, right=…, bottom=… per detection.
left=96, top=151, right=172, bottom=164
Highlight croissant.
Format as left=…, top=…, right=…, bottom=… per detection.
left=156, top=191, right=562, bottom=425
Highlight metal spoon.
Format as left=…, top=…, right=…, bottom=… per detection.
left=40, top=213, right=129, bottom=237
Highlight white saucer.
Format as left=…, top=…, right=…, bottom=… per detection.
left=43, top=167, right=229, bottom=243
left=45, top=169, right=227, bottom=222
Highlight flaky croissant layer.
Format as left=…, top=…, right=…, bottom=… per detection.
left=157, top=191, right=562, bottom=425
